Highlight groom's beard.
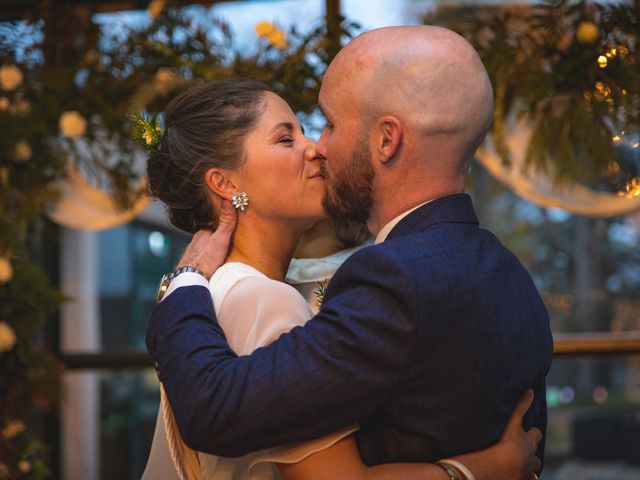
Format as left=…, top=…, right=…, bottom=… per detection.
left=321, top=137, right=375, bottom=224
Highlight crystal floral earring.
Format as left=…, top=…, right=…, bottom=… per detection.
left=231, top=192, right=249, bottom=212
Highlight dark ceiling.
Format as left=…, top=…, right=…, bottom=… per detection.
left=0, top=0, right=224, bottom=21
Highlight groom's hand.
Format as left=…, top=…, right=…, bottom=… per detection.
left=176, top=200, right=237, bottom=278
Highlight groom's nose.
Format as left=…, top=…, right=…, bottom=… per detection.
left=316, top=128, right=328, bottom=159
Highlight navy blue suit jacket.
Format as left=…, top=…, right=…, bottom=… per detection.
left=147, top=194, right=553, bottom=464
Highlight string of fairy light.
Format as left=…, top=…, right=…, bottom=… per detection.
left=592, top=36, right=639, bottom=199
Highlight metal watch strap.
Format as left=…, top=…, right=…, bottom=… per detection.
left=155, top=265, right=208, bottom=303
left=434, top=462, right=460, bottom=480
left=170, top=265, right=208, bottom=281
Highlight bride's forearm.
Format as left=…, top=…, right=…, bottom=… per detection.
left=281, top=391, right=539, bottom=480
left=278, top=437, right=451, bottom=480
left=364, top=463, right=449, bottom=479
left=450, top=446, right=515, bottom=480
left=278, top=433, right=524, bottom=480
left=281, top=460, right=450, bottom=480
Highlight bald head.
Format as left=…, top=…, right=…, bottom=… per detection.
left=321, top=26, right=494, bottom=167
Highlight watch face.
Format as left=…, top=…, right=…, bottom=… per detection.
left=156, top=273, right=170, bottom=303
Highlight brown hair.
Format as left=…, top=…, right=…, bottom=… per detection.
left=333, top=218, right=371, bottom=248
left=147, top=78, right=271, bottom=233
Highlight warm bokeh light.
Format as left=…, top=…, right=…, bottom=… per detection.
left=597, top=55, right=608, bottom=68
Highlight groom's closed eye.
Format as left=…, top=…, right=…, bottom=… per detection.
left=316, top=106, right=333, bottom=130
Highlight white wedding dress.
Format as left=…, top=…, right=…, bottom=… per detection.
left=141, top=261, right=358, bottom=480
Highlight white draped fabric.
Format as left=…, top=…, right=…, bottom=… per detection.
left=475, top=118, right=640, bottom=217
left=46, top=167, right=151, bottom=231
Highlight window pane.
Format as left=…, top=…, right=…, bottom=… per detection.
left=60, top=220, right=189, bottom=354
left=62, top=369, right=159, bottom=480
left=544, top=355, right=640, bottom=478
left=98, top=222, right=189, bottom=350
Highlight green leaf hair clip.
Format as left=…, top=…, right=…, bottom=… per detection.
left=130, top=112, right=163, bottom=150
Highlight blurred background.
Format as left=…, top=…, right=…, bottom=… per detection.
left=0, top=0, right=639, bottom=479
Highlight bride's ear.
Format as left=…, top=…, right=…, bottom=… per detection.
left=204, top=168, right=237, bottom=201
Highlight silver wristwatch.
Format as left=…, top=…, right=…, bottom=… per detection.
left=155, top=266, right=208, bottom=303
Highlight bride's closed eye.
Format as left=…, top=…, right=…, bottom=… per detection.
left=278, top=135, right=295, bottom=145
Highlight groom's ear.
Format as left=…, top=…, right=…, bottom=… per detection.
left=204, top=168, right=237, bottom=200
left=375, top=116, right=402, bottom=164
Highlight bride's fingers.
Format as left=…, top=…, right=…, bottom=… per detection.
left=526, top=454, right=542, bottom=480
left=526, top=427, right=542, bottom=448
left=502, top=389, right=534, bottom=440
left=522, top=429, right=542, bottom=479
left=530, top=455, right=542, bottom=475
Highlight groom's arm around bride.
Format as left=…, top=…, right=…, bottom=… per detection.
left=148, top=193, right=553, bottom=465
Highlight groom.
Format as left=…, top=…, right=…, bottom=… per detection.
left=147, top=26, right=553, bottom=466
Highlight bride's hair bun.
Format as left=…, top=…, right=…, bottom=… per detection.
left=147, top=78, right=270, bottom=233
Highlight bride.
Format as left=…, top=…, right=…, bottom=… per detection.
left=140, top=78, right=542, bottom=480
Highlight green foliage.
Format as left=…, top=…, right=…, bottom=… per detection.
left=0, top=4, right=359, bottom=476
left=437, top=0, right=639, bottom=184
left=0, top=262, right=65, bottom=479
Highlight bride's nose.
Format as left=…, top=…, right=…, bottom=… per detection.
left=304, top=141, right=319, bottom=161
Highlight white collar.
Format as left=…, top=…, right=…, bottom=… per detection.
left=286, top=243, right=370, bottom=284
left=374, top=200, right=433, bottom=244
